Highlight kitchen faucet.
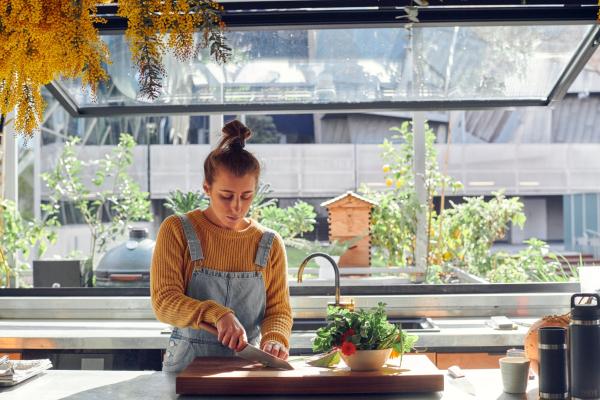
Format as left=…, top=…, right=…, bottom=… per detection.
left=297, top=252, right=354, bottom=311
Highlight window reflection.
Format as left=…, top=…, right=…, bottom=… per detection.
left=58, top=25, right=591, bottom=107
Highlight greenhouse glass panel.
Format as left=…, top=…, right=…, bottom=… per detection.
left=57, top=24, right=592, bottom=110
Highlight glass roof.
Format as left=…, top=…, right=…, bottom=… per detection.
left=55, top=24, right=595, bottom=114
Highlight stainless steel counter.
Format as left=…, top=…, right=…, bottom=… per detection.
left=0, top=293, right=572, bottom=320
left=0, top=317, right=535, bottom=351
left=0, top=292, right=567, bottom=352
left=0, top=368, right=540, bottom=399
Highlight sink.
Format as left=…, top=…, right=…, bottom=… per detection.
left=292, top=317, right=440, bottom=332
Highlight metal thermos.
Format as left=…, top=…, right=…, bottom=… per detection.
left=538, top=327, right=568, bottom=399
left=569, top=293, right=600, bottom=400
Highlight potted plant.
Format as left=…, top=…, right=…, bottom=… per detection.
left=312, top=302, right=418, bottom=371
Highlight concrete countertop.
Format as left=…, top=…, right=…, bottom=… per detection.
left=0, top=367, right=540, bottom=400
left=0, top=317, right=536, bottom=351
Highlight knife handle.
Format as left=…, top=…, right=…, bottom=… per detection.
left=198, top=321, right=219, bottom=336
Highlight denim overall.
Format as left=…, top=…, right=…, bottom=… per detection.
left=162, top=213, right=275, bottom=372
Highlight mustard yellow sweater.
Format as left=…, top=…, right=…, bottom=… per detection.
left=150, top=209, right=292, bottom=348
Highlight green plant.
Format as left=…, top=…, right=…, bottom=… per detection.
left=360, top=121, right=462, bottom=267
left=487, top=238, right=579, bottom=283
left=0, top=199, right=58, bottom=287
left=359, top=121, right=573, bottom=284
left=41, top=134, right=153, bottom=268
left=313, top=302, right=418, bottom=362
left=259, top=200, right=316, bottom=240
left=164, top=190, right=209, bottom=215
left=438, top=191, right=526, bottom=277
left=248, top=182, right=277, bottom=219
left=361, top=187, right=419, bottom=267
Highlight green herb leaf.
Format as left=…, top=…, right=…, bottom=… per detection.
left=312, top=302, right=418, bottom=357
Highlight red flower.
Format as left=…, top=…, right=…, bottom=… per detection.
left=341, top=341, right=356, bottom=356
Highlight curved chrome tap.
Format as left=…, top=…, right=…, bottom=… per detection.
left=297, top=252, right=353, bottom=310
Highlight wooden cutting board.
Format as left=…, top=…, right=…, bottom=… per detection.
left=176, top=354, right=444, bottom=395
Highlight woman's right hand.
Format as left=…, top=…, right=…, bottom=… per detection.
left=216, top=313, right=248, bottom=352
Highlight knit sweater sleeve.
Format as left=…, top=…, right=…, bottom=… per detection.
left=150, top=215, right=233, bottom=329
left=260, top=233, right=293, bottom=349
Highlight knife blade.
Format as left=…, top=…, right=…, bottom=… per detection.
left=199, top=322, right=294, bottom=370
left=448, top=365, right=477, bottom=397
left=236, top=342, right=294, bottom=370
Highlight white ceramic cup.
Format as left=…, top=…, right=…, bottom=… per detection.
left=499, top=356, right=530, bottom=394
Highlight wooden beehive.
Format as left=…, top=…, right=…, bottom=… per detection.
left=321, top=191, right=376, bottom=268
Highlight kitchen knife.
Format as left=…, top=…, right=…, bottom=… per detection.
left=448, top=365, right=477, bottom=397
left=198, top=322, right=294, bottom=370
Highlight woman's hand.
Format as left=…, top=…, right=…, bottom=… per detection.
left=216, top=313, right=248, bottom=352
left=262, top=340, right=289, bottom=360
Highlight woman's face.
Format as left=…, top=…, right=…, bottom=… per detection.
left=203, top=168, right=257, bottom=230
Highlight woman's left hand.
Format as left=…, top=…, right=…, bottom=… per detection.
left=262, top=340, right=289, bottom=360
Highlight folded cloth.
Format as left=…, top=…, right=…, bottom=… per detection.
left=0, top=358, right=53, bottom=386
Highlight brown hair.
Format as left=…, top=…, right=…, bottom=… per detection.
left=203, top=119, right=261, bottom=185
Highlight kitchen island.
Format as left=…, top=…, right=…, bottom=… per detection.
left=0, top=317, right=536, bottom=370
left=0, top=292, right=565, bottom=371
left=0, top=367, right=538, bottom=399
left=0, top=316, right=534, bottom=351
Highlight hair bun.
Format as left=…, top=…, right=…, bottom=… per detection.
left=222, top=120, right=252, bottom=149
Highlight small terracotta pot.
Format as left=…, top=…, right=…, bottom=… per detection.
left=340, top=348, right=393, bottom=371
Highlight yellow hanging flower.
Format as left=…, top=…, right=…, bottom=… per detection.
left=395, top=178, right=404, bottom=188
left=0, top=0, right=230, bottom=137
left=0, top=0, right=110, bottom=137
left=385, top=178, right=393, bottom=187
left=382, top=164, right=390, bottom=173
left=119, top=0, right=230, bottom=100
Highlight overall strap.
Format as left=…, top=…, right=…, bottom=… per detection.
left=178, top=214, right=204, bottom=264
left=254, top=231, right=276, bottom=269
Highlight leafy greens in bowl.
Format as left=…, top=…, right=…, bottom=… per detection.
left=312, top=302, right=418, bottom=360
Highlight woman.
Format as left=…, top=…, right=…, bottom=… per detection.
left=151, top=120, right=292, bottom=373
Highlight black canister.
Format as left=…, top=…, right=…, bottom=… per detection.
left=569, top=293, right=600, bottom=400
left=538, top=327, right=568, bottom=399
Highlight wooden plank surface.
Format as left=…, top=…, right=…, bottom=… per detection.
left=176, top=354, right=444, bottom=395
left=437, top=352, right=503, bottom=369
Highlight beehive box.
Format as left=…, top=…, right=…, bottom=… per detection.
left=321, top=191, right=376, bottom=268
